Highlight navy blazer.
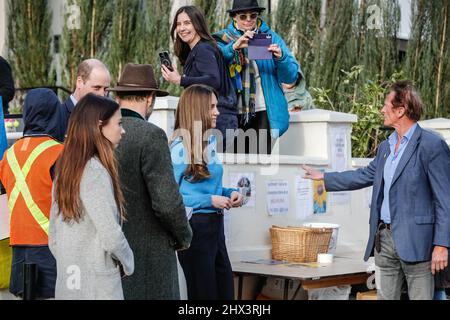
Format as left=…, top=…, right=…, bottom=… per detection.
left=59, top=97, right=75, bottom=140
left=325, top=125, right=450, bottom=262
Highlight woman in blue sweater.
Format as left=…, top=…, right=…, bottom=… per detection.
left=163, top=5, right=237, bottom=152
left=170, top=84, right=243, bottom=300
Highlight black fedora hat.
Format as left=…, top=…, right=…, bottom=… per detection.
left=227, top=0, right=266, bottom=14
left=108, top=63, right=169, bottom=97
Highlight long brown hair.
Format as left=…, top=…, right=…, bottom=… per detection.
left=171, top=6, right=218, bottom=65
left=54, top=94, right=125, bottom=222
left=171, top=84, right=218, bottom=182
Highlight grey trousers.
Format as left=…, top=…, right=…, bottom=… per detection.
left=374, top=228, right=434, bottom=300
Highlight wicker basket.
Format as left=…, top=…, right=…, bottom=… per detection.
left=270, top=226, right=333, bottom=263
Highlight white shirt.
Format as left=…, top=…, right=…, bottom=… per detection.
left=253, top=62, right=266, bottom=113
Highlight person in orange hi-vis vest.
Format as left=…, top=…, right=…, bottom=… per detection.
left=0, top=88, right=64, bottom=299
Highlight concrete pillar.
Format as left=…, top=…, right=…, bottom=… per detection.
left=275, top=109, right=357, bottom=167
left=419, top=118, right=450, bottom=145
left=148, top=96, right=179, bottom=139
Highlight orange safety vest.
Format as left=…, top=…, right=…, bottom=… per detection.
left=0, top=136, right=63, bottom=246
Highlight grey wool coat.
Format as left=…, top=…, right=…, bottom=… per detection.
left=116, top=109, right=193, bottom=300
left=49, top=158, right=134, bottom=300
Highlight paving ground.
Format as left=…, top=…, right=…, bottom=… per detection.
left=0, top=289, right=16, bottom=300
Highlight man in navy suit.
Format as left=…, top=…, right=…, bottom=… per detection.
left=303, top=81, right=450, bottom=300
left=60, top=59, right=110, bottom=139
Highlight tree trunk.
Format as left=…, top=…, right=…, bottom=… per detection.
left=435, top=4, right=447, bottom=117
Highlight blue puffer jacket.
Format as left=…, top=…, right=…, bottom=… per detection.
left=215, top=20, right=299, bottom=138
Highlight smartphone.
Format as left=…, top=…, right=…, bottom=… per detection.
left=159, top=51, right=174, bottom=71
left=248, top=33, right=272, bottom=60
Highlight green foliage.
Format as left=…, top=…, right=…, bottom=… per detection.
left=106, top=0, right=147, bottom=84
left=6, top=0, right=450, bottom=158
left=61, top=0, right=114, bottom=90
left=194, top=0, right=218, bottom=31
left=404, top=0, right=450, bottom=118
left=274, top=0, right=322, bottom=94
left=312, top=66, right=407, bottom=158
left=144, top=0, right=174, bottom=94
left=273, top=0, right=404, bottom=157
left=60, top=0, right=176, bottom=94
left=7, top=0, right=55, bottom=87
left=309, top=0, right=400, bottom=113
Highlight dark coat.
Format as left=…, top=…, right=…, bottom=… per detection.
left=180, top=41, right=237, bottom=116
left=0, top=56, right=15, bottom=114
left=180, top=40, right=238, bottom=151
left=23, top=89, right=63, bottom=141
left=59, top=97, right=75, bottom=141
left=116, top=109, right=193, bottom=300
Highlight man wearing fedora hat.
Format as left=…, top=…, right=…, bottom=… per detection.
left=109, top=63, right=192, bottom=300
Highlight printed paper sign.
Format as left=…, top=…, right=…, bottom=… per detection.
left=295, top=176, right=313, bottom=220
left=266, top=180, right=289, bottom=216
left=229, top=172, right=256, bottom=207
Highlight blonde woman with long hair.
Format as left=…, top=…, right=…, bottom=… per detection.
left=170, top=84, right=243, bottom=300
left=49, top=94, right=134, bottom=300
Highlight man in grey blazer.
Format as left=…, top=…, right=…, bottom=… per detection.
left=109, top=63, right=192, bottom=300
left=303, top=81, right=450, bottom=300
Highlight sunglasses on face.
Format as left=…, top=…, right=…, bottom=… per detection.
left=238, top=13, right=259, bottom=21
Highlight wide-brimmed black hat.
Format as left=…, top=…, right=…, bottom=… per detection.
left=108, top=63, right=169, bottom=97
left=227, top=0, right=266, bottom=14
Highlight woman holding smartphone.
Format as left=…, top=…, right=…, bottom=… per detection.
left=214, top=0, right=300, bottom=155
left=162, top=5, right=237, bottom=152
left=170, top=84, right=243, bottom=300
left=49, top=94, right=134, bottom=300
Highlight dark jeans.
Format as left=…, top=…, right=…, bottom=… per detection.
left=234, top=111, right=274, bottom=155
left=9, top=246, right=56, bottom=299
left=177, top=214, right=234, bottom=300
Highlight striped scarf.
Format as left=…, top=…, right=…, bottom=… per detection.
left=215, top=20, right=263, bottom=126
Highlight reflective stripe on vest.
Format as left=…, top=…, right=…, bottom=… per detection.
left=6, top=139, right=60, bottom=235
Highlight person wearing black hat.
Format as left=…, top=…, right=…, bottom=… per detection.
left=0, top=56, right=15, bottom=115
left=214, top=0, right=301, bottom=154
left=109, top=63, right=193, bottom=300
